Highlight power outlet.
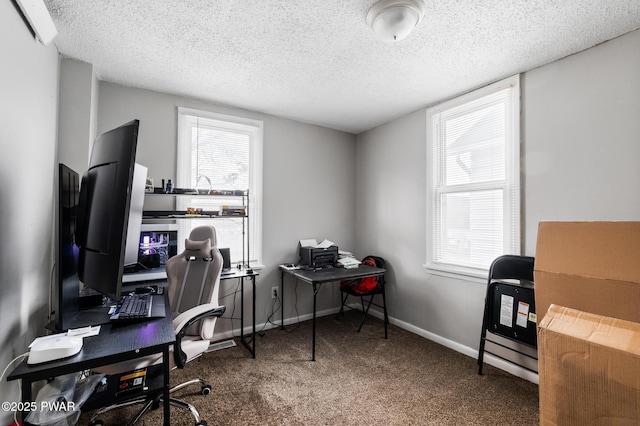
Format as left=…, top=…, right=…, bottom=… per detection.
left=271, top=287, right=279, bottom=299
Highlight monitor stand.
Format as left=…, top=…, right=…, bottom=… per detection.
left=65, top=304, right=113, bottom=329
left=49, top=278, right=114, bottom=332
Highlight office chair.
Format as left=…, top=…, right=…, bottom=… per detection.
left=338, top=255, right=388, bottom=338
left=477, top=254, right=535, bottom=375
left=90, top=225, right=226, bottom=426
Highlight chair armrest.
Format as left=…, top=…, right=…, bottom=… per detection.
left=173, top=304, right=226, bottom=368
left=173, top=303, right=225, bottom=334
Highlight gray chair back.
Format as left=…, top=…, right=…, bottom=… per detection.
left=165, top=225, right=223, bottom=339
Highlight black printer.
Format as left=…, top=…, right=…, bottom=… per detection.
left=299, top=245, right=338, bottom=269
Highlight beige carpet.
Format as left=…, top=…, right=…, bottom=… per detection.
left=81, top=311, right=539, bottom=425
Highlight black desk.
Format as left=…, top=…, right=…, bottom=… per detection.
left=279, top=264, right=386, bottom=361
left=220, top=269, right=259, bottom=358
left=7, top=297, right=175, bottom=426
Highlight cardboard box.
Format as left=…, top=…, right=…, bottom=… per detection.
left=538, top=305, right=640, bottom=425
left=534, top=221, right=640, bottom=322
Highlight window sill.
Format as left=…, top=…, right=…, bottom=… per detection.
left=249, top=263, right=265, bottom=271
left=422, top=264, right=487, bottom=284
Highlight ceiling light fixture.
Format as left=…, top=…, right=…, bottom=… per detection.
left=366, top=0, right=426, bottom=42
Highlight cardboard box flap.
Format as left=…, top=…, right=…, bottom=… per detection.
left=540, top=305, right=640, bottom=355
left=535, top=221, right=640, bottom=283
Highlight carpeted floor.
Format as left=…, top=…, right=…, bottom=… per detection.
left=80, top=311, right=539, bottom=425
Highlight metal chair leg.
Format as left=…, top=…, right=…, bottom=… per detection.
left=337, top=292, right=348, bottom=319
left=340, top=290, right=387, bottom=338
left=381, top=288, right=388, bottom=339
left=357, top=295, right=375, bottom=332
left=478, top=294, right=491, bottom=375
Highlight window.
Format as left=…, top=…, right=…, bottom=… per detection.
left=426, top=75, right=520, bottom=278
left=177, top=107, right=263, bottom=267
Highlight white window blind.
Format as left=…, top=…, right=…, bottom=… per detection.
left=426, top=75, right=520, bottom=278
left=177, top=108, right=263, bottom=267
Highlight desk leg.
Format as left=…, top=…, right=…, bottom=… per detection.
left=252, top=276, right=256, bottom=356
left=21, top=379, right=32, bottom=425
left=312, top=282, right=317, bottom=361
left=239, top=277, right=256, bottom=358
left=280, top=270, right=285, bottom=330
left=162, top=346, right=170, bottom=426
left=240, top=276, right=244, bottom=339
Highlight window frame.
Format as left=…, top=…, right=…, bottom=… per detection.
left=425, top=75, right=521, bottom=280
left=176, top=107, right=263, bottom=268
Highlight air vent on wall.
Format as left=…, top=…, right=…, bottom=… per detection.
left=16, top=0, right=58, bottom=45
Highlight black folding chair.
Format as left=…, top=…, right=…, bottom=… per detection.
left=477, top=255, right=536, bottom=375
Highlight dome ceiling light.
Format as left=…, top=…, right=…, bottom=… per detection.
left=366, top=0, right=426, bottom=42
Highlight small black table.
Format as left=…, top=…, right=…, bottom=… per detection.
left=220, top=269, right=259, bottom=358
left=7, top=296, right=175, bottom=426
left=279, top=264, right=386, bottom=361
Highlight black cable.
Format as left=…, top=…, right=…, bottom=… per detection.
left=279, top=279, right=301, bottom=333
left=214, top=279, right=242, bottom=338
left=257, top=295, right=281, bottom=336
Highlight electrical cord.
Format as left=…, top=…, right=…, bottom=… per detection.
left=217, top=279, right=242, bottom=338
left=49, top=262, right=56, bottom=323
left=276, top=280, right=301, bottom=334
left=257, top=295, right=281, bottom=336
left=1, top=352, right=29, bottom=425
left=210, top=276, right=304, bottom=339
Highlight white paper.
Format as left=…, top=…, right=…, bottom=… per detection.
left=299, top=239, right=335, bottom=248
left=280, top=263, right=300, bottom=270
left=338, top=257, right=361, bottom=267
left=67, top=325, right=101, bottom=337
left=516, top=302, right=530, bottom=328
left=299, top=239, right=318, bottom=247
left=316, top=239, right=334, bottom=249
left=500, top=294, right=514, bottom=328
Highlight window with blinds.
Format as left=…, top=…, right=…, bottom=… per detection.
left=426, top=75, right=520, bottom=278
left=177, top=107, right=263, bottom=267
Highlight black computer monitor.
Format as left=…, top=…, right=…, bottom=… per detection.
left=75, top=119, right=146, bottom=302
left=54, top=163, right=80, bottom=330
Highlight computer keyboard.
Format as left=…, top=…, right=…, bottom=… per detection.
left=110, top=293, right=154, bottom=321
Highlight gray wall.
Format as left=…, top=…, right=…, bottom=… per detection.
left=57, top=58, right=98, bottom=173
left=0, top=2, right=60, bottom=423
left=355, top=28, right=640, bottom=376
left=92, top=82, right=358, bottom=335
left=522, top=29, right=640, bottom=253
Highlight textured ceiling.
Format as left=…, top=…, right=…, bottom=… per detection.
left=44, top=0, right=640, bottom=134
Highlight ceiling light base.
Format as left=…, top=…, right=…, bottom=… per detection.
left=366, top=0, right=426, bottom=42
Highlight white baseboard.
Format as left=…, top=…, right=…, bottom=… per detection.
left=361, top=306, right=539, bottom=384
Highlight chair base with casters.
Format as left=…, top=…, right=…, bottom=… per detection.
left=337, top=255, right=388, bottom=339
left=477, top=254, right=537, bottom=375
left=89, top=377, right=213, bottom=426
